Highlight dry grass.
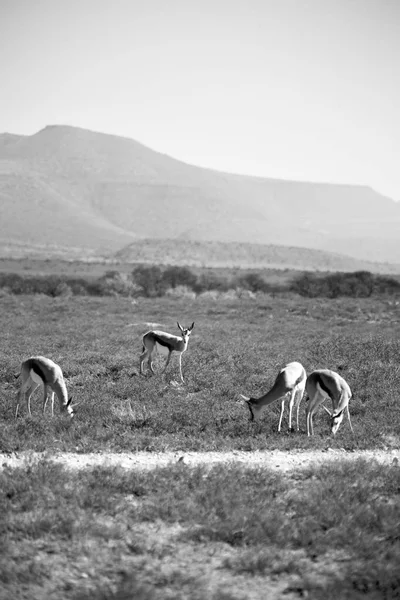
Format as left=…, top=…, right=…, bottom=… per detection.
left=1, top=290, right=400, bottom=598
left=0, top=459, right=399, bottom=599
left=0, top=293, right=400, bottom=453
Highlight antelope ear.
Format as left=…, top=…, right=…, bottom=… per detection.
left=177, top=322, right=183, bottom=332
left=321, top=404, right=332, bottom=416
left=240, top=394, right=250, bottom=402
left=190, top=322, right=195, bottom=330
left=67, top=396, right=80, bottom=408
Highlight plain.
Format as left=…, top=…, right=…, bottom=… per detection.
left=1, top=290, right=400, bottom=599
left=1, top=291, right=400, bottom=452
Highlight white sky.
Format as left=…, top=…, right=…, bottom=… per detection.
left=1, top=0, right=399, bottom=200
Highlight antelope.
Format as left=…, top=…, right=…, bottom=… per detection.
left=139, top=322, right=194, bottom=383
left=15, top=356, right=75, bottom=418
left=240, top=361, right=307, bottom=432
left=305, top=369, right=353, bottom=436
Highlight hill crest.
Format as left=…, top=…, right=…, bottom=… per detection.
left=1, top=124, right=399, bottom=266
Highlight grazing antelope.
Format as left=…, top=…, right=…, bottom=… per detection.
left=305, top=369, right=353, bottom=436
left=240, top=361, right=307, bottom=432
left=139, top=322, right=195, bottom=383
left=15, top=356, right=74, bottom=418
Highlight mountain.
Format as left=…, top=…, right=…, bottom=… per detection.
left=0, top=124, right=399, bottom=266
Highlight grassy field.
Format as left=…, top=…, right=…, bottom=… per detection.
left=1, top=291, right=400, bottom=452
left=1, top=458, right=399, bottom=599
left=1, top=290, right=400, bottom=598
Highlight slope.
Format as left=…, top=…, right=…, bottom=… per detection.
left=0, top=124, right=399, bottom=263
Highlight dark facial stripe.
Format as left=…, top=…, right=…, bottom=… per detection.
left=31, top=361, right=46, bottom=382
left=153, top=334, right=174, bottom=351
left=332, top=408, right=345, bottom=420
left=315, top=373, right=332, bottom=398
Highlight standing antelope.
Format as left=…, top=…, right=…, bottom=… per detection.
left=240, top=361, right=307, bottom=432
left=139, top=322, right=195, bottom=383
left=305, top=369, right=353, bottom=436
left=15, top=356, right=74, bottom=418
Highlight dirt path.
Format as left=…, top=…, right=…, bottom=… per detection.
left=1, top=448, right=399, bottom=472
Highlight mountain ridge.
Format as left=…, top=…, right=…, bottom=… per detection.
left=1, top=124, right=399, bottom=265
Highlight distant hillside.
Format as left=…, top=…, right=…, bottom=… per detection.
left=114, top=239, right=400, bottom=274
left=1, top=124, right=400, bottom=264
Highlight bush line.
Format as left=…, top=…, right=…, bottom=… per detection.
left=0, top=266, right=399, bottom=298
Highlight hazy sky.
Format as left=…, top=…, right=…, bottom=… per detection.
left=1, top=0, right=399, bottom=200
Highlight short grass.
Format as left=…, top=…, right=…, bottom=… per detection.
left=1, top=459, right=399, bottom=599
left=1, top=292, right=400, bottom=452
left=1, top=289, right=400, bottom=599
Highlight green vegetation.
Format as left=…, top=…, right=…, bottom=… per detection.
left=1, top=265, right=400, bottom=299
left=1, top=262, right=400, bottom=599
left=1, top=292, right=400, bottom=453
left=1, top=459, right=399, bottom=599
left=292, top=270, right=400, bottom=298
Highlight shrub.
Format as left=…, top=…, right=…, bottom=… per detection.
left=131, top=265, right=168, bottom=297
left=98, top=271, right=139, bottom=297
left=0, top=273, right=105, bottom=297
left=53, top=282, right=73, bottom=298
left=162, top=266, right=197, bottom=289
left=291, top=271, right=400, bottom=298
left=165, top=285, right=196, bottom=299
left=235, top=272, right=270, bottom=293
left=0, top=273, right=30, bottom=294
left=3, top=266, right=397, bottom=300
left=193, top=272, right=230, bottom=293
